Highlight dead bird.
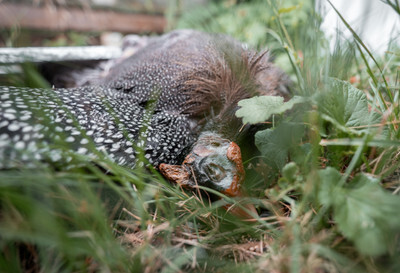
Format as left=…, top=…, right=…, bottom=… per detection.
left=0, top=29, right=290, bottom=196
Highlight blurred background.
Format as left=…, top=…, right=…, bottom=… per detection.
left=1, top=0, right=398, bottom=50
left=0, top=0, right=399, bottom=87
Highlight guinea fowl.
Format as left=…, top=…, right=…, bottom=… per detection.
left=0, top=30, right=290, bottom=196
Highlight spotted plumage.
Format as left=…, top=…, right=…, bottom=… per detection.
left=0, top=30, right=290, bottom=169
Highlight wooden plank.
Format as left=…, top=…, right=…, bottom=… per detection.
left=0, top=3, right=166, bottom=33
left=9, top=0, right=170, bottom=14
left=0, top=46, right=122, bottom=64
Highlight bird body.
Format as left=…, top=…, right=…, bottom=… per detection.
left=0, top=30, right=290, bottom=192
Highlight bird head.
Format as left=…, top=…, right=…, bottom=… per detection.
left=159, top=131, right=244, bottom=197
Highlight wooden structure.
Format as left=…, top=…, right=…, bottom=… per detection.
left=0, top=2, right=167, bottom=34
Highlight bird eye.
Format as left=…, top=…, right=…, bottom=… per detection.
left=204, top=163, right=226, bottom=182
left=210, top=142, right=221, bottom=147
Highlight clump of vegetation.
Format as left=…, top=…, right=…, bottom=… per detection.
left=0, top=0, right=399, bottom=272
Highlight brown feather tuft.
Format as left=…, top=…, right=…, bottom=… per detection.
left=182, top=43, right=272, bottom=123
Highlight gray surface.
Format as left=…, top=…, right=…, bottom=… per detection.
left=0, top=46, right=122, bottom=64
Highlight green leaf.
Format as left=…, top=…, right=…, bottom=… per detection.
left=317, top=167, right=344, bottom=207
left=317, top=78, right=383, bottom=135
left=255, top=122, right=305, bottom=170
left=318, top=167, right=400, bottom=256
left=282, top=162, right=299, bottom=182
left=278, top=5, right=300, bottom=14
left=236, top=96, right=307, bottom=124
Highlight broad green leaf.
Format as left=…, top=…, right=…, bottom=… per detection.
left=255, top=122, right=305, bottom=169
left=318, top=167, right=400, bottom=256
left=236, top=96, right=307, bottom=124
left=317, top=78, right=383, bottom=135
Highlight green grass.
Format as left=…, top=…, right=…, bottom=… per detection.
left=1, top=0, right=400, bottom=272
